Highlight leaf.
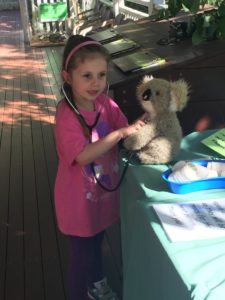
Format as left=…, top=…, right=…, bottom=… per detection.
left=194, top=14, right=205, bottom=34
left=182, top=0, right=194, bottom=11
left=203, top=15, right=211, bottom=27
left=218, top=2, right=225, bottom=16
left=192, top=30, right=205, bottom=44
left=163, top=0, right=225, bottom=44
left=207, top=22, right=219, bottom=39
left=191, top=0, right=201, bottom=13
left=168, top=0, right=182, bottom=16
left=156, top=8, right=170, bottom=20
left=217, top=17, right=225, bottom=38
left=187, top=20, right=196, bottom=36
left=205, top=0, right=220, bottom=5
left=182, top=0, right=201, bottom=13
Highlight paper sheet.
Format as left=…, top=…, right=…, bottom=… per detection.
left=153, top=198, right=225, bottom=242
left=202, top=128, right=225, bottom=157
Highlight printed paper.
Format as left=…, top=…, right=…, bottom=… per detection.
left=153, top=198, right=225, bottom=242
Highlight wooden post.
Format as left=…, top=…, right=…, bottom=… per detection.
left=18, top=0, right=31, bottom=44
left=72, top=0, right=79, bottom=16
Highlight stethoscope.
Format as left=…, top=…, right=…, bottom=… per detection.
left=61, top=82, right=100, bottom=136
left=61, top=82, right=131, bottom=192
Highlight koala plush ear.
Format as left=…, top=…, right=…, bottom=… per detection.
left=142, top=75, right=154, bottom=84
left=169, top=80, right=189, bottom=112
left=137, top=75, right=154, bottom=99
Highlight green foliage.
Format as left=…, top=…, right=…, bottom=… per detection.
left=158, top=0, right=225, bottom=44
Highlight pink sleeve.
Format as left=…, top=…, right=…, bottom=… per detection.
left=55, top=102, right=87, bottom=165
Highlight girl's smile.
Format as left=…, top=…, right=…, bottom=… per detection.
left=87, top=89, right=100, bottom=96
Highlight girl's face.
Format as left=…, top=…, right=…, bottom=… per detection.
left=66, top=55, right=107, bottom=110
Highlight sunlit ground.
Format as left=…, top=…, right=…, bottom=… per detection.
left=0, top=43, right=57, bottom=125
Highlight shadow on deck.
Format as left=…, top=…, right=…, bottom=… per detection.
left=0, top=10, right=122, bottom=300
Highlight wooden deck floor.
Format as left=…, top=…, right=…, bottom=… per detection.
left=0, top=10, right=122, bottom=300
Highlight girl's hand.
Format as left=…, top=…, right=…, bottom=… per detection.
left=75, top=114, right=146, bottom=166
left=119, top=118, right=145, bottom=139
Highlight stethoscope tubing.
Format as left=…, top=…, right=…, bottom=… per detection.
left=61, top=82, right=100, bottom=133
left=61, top=82, right=130, bottom=192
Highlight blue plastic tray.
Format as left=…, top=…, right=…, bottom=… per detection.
left=162, top=160, right=225, bottom=194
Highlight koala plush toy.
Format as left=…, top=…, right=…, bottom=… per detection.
left=123, top=76, right=189, bottom=164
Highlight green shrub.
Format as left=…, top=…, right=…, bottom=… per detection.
left=158, top=0, right=225, bottom=44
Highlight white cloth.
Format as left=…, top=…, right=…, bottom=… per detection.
left=169, top=161, right=219, bottom=183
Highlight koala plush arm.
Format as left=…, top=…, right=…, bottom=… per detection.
left=123, top=123, right=156, bottom=151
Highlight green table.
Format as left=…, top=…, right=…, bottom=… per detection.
left=120, top=130, right=225, bottom=300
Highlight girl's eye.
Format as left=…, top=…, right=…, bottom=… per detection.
left=82, top=72, right=106, bottom=79
left=83, top=74, right=91, bottom=79
left=156, top=91, right=160, bottom=96
left=99, top=72, right=106, bottom=79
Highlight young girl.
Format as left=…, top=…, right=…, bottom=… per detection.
left=54, top=35, right=144, bottom=300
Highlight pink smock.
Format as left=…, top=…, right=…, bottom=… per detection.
left=54, top=94, right=128, bottom=237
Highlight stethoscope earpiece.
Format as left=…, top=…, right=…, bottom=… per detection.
left=62, top=82, right=81, bottom=116
left=105, top=82, right=109, bottom=96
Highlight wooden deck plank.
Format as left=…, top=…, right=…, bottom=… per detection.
left=0, top=48, right=8, bottom=299
left=3, top=67, right=20, bottom=300
left=29, top=60, right=66, bottom=300
left=43, top=46, right=63, bottom=96
left=0, top=76, right=12, bottom=300
left=34, top=48, right=70, bottom=286
left=5, top=74, right=25, bottom=300
left=0, top=13, right=18, bottom=299
left=21, top=65, right=45, bottom=300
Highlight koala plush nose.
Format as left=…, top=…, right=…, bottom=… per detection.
left=142, top=89, right=152, bottom=101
